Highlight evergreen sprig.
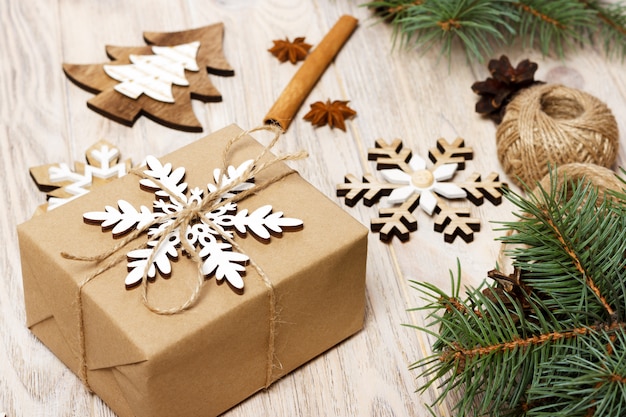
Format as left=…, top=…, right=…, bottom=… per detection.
left=364, top=0, right=626, bottom=61
left=409, top=174, right=626, bottom=416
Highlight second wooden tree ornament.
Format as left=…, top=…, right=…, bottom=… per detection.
left=63, top=23, right=234, bottom=132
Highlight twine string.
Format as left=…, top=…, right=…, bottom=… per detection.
left=62, top=125, right=307, bottom=391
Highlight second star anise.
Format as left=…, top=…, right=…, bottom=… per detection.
left=303, top=99, right=357, bottom=131
left=268, top=37, right=312, bottom=64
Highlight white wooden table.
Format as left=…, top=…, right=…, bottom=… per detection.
left=1, top=1, right=625, bottom=416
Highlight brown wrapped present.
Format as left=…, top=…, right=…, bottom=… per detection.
left=17, top=124, right=367, bottom=417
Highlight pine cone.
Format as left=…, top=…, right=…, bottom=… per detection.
left=471, top=55, right=542, bottom=123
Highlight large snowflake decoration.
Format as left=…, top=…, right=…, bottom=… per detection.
left=337, top=138, right=506, bottom=243
left=83, top=157, right=303, bottom=290
left=30, top=140, right=131, bottom=215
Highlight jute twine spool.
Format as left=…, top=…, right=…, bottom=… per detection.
left=496, top=83, right=619, bottom=187
left=532, top=162, right=624, bottom=202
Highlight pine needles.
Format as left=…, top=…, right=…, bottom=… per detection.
left=364, top=0, right=626, bottom=61
left=409, top=174, right=626, bottom=416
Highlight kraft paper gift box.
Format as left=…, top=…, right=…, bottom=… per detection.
left=18, top=124, right=368, bottom=417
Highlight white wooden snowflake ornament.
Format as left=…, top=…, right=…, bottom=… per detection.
left=83, top=157, right=303, bottom=290
left=30, top=140, right=131, bottom=214
left=337, top=138, right=506, bottom=243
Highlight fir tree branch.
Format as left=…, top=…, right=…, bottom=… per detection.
left=410, top=173, right=626, bottom=416
left=540, top=212, right=616, bottom=317
left=363, top=0, right=626, bottom=61
left=581, top=0, right=626, bottom=35
left=581, top=0, right=626, bottom=56
left=441, top=322, right=623, bottom=364
left=514, top=2, right=567, bottom=29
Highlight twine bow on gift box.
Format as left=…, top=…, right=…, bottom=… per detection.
left=61, top=125, right=308, bottom=391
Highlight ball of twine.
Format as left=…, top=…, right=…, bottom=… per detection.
left=531, top=162, right=624, bottom=204
left=496, top=83, right=619, bottom=187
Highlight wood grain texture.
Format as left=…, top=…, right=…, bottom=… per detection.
left=1, top=1, right=625, bottom=416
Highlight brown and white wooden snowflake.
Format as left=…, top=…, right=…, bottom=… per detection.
left=337, top=138, right=506, bottom=243
left=30, top=140, right=131, bottom=216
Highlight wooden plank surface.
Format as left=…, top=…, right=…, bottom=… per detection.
left=1, top=1, right=625, bottom=416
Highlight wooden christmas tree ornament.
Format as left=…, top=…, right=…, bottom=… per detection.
left=63, top=23, right=234, bottom=132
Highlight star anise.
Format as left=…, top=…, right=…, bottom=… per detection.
left=471, top=55, right=542, bottom=123
left=268, top=37, right=312, bottom=64
left=303, top=99, right=357, bottom=131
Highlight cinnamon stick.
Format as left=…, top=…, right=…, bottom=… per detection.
left=264, top=15, right=358, bottom=130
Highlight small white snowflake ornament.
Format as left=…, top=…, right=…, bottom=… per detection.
left=337, top=138, right=506, bottom=243
left=84, top=156, right=303, bottom=290
left=30, top=140, right=131, bottom=215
